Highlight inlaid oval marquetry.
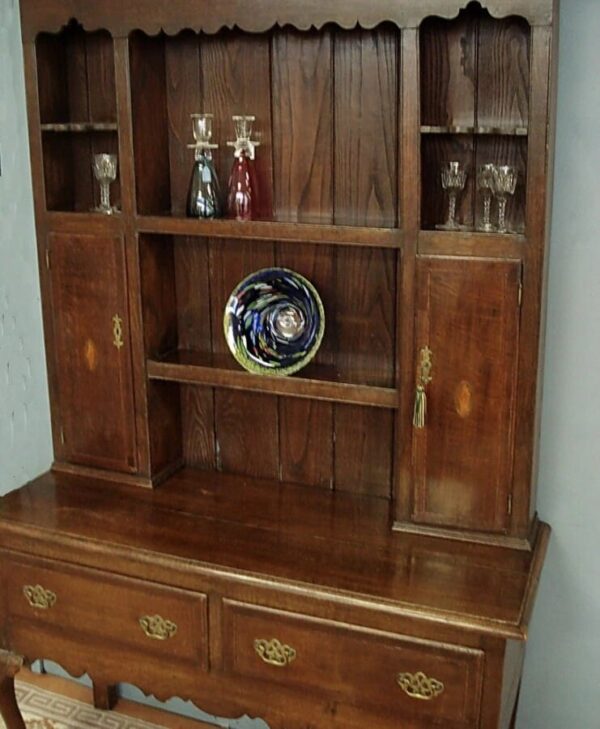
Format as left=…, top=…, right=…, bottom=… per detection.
left=83, top=339, right=98, bottom=372
left=454, top=380, right=474, bottom=418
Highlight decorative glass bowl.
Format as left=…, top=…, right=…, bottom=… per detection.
left=223, top=268, right=325, bottom=376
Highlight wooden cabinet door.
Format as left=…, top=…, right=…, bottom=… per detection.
left=48, top=233, right=137, bottom=473
left=412, top=257, right=521, bottom=533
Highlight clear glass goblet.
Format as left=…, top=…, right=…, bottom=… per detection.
left=92, top=153, right=119, bottom=215
left=477, top=163, right=496, bottom=233
left=492, top=165, right=518, bottom=234
left=437, top=161, right=468, bottom=231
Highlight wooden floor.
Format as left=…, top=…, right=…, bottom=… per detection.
left=18, top=668, right=217, bottom=729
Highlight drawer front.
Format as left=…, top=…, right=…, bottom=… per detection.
left=5, top=556, right=208, bottom=668
left=223, top=601, right=484, bottom=727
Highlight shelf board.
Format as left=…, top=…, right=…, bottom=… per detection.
left=418, top=229, right=526, bottom=258
left=147, top=350, right=399, bottom=409
left=421, top=125, right=528, bottom=137
left=41, top=122, right=118, bottom=133
left=136, top=215, right=402, bottom=249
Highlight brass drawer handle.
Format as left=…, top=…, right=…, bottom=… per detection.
left=254, top=638, right=297, bottom=667
left=397, top=671, right=444, bottom=700
left=23, top=585, right=57, bottom=610
left=139, top=614, right=178, bottom=640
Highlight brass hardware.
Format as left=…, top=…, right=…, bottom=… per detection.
left=413, top=346, right=433, bottom=429
left=397, top=671, right=444, bottom=700
left=254, top=638, right=297, bottom=667
left=23, top=585, right=57, bottom=610
left=112, top=314, right=124, bottom=350
left=139, top=615, right=178, bottom=640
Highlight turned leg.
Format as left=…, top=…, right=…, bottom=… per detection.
left=92, top=679, right=117, bottom=711
left=0, top=650, right=26, bottom=729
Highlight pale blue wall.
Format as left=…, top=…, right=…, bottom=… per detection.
left=1, top=0, right=599, bottom=727
left=0, top=0, right=52, bottom=490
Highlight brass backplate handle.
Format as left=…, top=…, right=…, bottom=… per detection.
left=139, top=615, right=178, bottom=640
left=23, top=585, right=57, bottom=610
left=397, top=671, right=444, bottom=700
left=413, top=346, right=433, bottom=429
left=112, top=314, right=124, bottom=350
left=254, top=638, right=297, bottom=667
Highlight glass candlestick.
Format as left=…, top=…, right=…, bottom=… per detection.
left=477, top=163, right=496, bottom=233
left=92, top=154, right=119, bottom=214
left=436, top=161, right=468, bottom=231
left=187, top=113, right=222, bottom=219
left=492, top=165, right=518, bottom=234
left=226, top=115, right=260, bottom=221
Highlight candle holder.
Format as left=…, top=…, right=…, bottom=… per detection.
left=187, top=113, right=222, bottom=219
left=92, top=154, right=119, bottom=215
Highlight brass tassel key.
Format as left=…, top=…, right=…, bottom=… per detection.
left=413, top=347, right=433, bottom=429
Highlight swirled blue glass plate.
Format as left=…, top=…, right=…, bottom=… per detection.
left=223, top=268, right=325, bottom=376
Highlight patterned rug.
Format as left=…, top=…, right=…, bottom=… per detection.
left=5, top=681, right=166, bottom=729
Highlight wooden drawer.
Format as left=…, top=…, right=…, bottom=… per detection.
left=4, top=556, right=208, bottom=668
left=223, top=601, right=484, bottom=727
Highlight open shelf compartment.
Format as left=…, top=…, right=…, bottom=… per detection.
left=419, top=3, right=531, bottom=235
left=128, top=25, right=401, bottom=227
left=36, top=22, right=120, bottom=212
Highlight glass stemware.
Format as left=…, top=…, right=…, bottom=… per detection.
left=92, top=153, right=119, bottom=215
left=437, top=161, right=468, bottom=231
left=226, top=115, right=260, bottom=221
left=477, top=163, right=496, bottom=233
left=492, top=165, right=518, bottom=233
left=187, top=113, right=222, bottom=219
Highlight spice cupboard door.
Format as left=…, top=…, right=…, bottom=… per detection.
left=412, top=257, right=521, bottom=533
left=47, top=233, right=137, bottom=473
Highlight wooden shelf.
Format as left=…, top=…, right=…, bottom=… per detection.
left=421, top=125, right=528, bottom=136
left=418, top=230, right=526, bottom=258
left=147, top=350, right=399, bottom=409
left=136, top=216, right=402, bottom=249
left=41, top=122, right=118, bottom=132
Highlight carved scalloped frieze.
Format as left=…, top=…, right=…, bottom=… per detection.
left=20, top=0, right=554, bottom=41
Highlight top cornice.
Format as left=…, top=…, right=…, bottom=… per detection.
left=20, top=0, right=555, bottom=41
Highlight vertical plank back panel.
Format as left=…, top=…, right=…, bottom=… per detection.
left=36, top=34, right=69, bottom=123
left=420, top=12, right=477, bottom=128
left=276, top=244, right=335, bottom=489
left=271, top=28, right=334, bottom=485
left=129, top=32, right=171, bottom=215
left=138, top=235, right=183, bottom=473
left=332, top=25, right=398, bottom=498
left=335, top=406, right=395, bottom=498
left=209, top=240, right=279, bottom=479
left=272, top=29, right=333, bottom=223
left=174, top=237, right=216, bottom=470
left=164, top=32, right=215, bottom=469
left=477, top=16, right=530, bottom=128
left=86, top=32, right=117, bottom=122
left=334, top=25, right=399, bottom=228
left=201, top=31, right=273, bottom=219
left=165, top=32, right=201, bottom=217
left=66, top=28, right=94, bottom=210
